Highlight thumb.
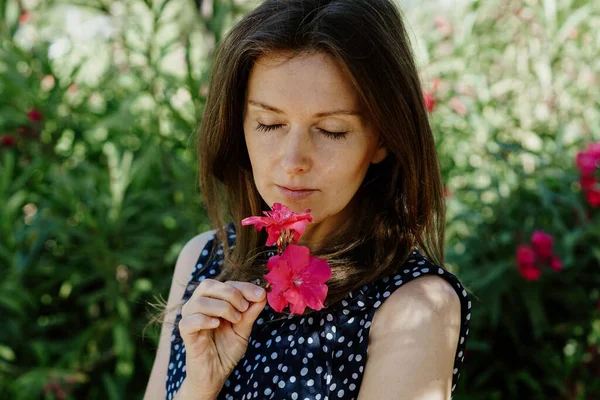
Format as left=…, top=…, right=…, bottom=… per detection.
left=234, top=298, right=267, bottom=339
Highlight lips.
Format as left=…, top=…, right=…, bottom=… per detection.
left=279, top=185, right=316, bottom=191
left=277, top=185, right=317, bottom=200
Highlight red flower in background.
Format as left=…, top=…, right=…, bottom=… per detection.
left=450, top=97, right=468, bottom=116
left=519, top=264, right=542, bottom=281
left=531, top=230, right=553, bottom=260
left=265, top=245, right=331, bottom=314
left=1, top=134, right=16, bottom=147
left=549, top=256, right=563, bottom=271
left=515, top=231, right=563, bottom=280
left=27, top=109, right=42, bottom=123
left=423, top=91, right=436, bottom=112
left=576, top=142, right=600, bottom=208
left=516, top=245, right=535, bottom=265
left=19, top=11, right=30, bottom=24
left=242, top=202, right=313, bottom=247
left=587, top=190, right=600, bottom=208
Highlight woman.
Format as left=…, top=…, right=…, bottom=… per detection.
left=145, top=0, right=472, bottom=399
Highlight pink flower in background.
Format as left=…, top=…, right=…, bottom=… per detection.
left=519, top=263, right=541, bottom=281
left=423, top=91, right=435, bottom=112
left=580, top=176, right=597, bottom=191
left=516, top=245, right=536, bottom=265
left=264, top=245, right=331, bottom=314
left=577, top=142, right=600, bottom=208
left=516, top=245, right=540, bottom=281
left=577, top=152, right=598, bottom=176
left=434, top=15, right=454, bottom=36
left=549, top=256, right=563, bottom=272
left=531, top=230, right=553, bottom=260
left=450, top=97, right=468, bottom=116
left=587, top=190, right=600, bottom=207
left=19, top=11, right=30, bottom=24
left=242, top=202, right=313, bottom=247
left=515, top=232, right=564, bottom=280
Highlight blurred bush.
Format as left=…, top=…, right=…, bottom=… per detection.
left=413, top=0, right=600, bottom=398
left=0, top=0, right=599, bottom=399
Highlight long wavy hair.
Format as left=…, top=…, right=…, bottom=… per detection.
left=196, top=0, right=447, bottom=313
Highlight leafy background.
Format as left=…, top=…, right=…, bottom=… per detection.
left=1, top=0, right=599, bottom=399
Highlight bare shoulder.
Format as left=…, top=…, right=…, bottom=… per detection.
left=357, top=275, right=462, bottom=399
left=371, top=275, right=462, bottom=338
left=172, top=229, right=218, bottom=289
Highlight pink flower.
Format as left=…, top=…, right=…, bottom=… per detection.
left=516, top=245, right=541, bottom=281
left=576, top=151, right=598, bottom=176
left=519, top=263, right=541, bottom=281
left=587, top=189, right=600, bottom=208
left=423, top=91, right=435, bottom=112
left=242, top=202, right=313, bottom=246
left=264, top=245, right=331, bottom=314
left=516, top=245, right=536, bottom=265
left=434, top=16, right=453, bottom=36
left=450, top=97, right=468, bottom=116
left=531, top=230, right=553, bottom=260
left=549, top=256, right=563, bottom=271
left=19, top=11, right=30, bottom=24
left=1, top=134, right=16, bottom=147
left=580, top=176, right=597, bottom=191
left=585, top=142, right=600, bottom=159
left=27, top=109, right=42, bottom=123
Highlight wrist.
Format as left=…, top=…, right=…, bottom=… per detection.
left=174, top=378, right=218, bottom=400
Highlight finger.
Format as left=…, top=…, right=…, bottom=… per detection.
left=179, top=313, right=220, bottom=337
left=183, top=297, right=242, bottom=324
left=233, top=298, right=267, bottom=339
left=225, top=281, right=267, bottom=303
left=191, top=279, right=250, bottom=313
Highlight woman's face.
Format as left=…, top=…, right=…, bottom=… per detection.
left=242, top=51, right=387, bottom=249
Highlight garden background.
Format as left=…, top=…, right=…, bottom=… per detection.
left=1, top=0, right=599, bottom=399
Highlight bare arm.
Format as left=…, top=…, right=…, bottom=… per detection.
left=143, top=230, right=216, bottom=400
left=357, top=275, right=462, bottom=400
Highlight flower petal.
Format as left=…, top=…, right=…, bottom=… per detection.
left=267, top=288, right=288, bottom=313
left=284, top=287, right=308, bottom=315
left=281, top=245, right=311, bottom=272
left=264, top=259, right=292, bottom=289
left=303, top=257, right=332, bottom=284
left=296, top=282, right=328, bottom=311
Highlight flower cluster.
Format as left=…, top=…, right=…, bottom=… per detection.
left=516, top=230, right=563, bottom=281
left=576, top=142, right=600, bottom=208
left=242, top=202, right=332, bottom=314
left=1, top=108, right=43, bottom=149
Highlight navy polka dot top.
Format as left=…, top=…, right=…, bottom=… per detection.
left=166, top=223, right=472, bottom=400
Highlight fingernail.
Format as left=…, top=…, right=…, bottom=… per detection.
left=241, top=299, right=249, bottom=310
left=234, top=311, right=242, bottom=320
left=254, top=287, right=265, bottom=297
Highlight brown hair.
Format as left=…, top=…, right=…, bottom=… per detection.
left=147, top=0, right=447, bottom=332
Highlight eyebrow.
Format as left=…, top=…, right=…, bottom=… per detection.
left=248, top=100, right=362, bottom=118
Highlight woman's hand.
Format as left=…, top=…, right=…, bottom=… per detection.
left=178, top=279, right=267, bottom=399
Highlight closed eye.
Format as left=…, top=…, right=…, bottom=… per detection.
left=255, top=122, right=348, bottom=140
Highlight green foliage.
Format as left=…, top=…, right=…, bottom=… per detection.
left=410, top=0, right=600, bottom=398
left=0, top=0, right=599, bottom=399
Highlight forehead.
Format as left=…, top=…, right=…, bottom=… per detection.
left=245, top=52, right=362, bottom=114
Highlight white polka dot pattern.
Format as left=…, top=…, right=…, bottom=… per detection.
left=165, top=223, right=472, bottom=400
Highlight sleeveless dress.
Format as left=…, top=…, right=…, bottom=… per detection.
left=165, top=223, right=472, bottom=400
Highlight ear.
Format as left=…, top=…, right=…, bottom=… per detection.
left=371, top=141, right=388, bottom=164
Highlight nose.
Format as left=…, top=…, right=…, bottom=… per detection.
left=280, top=127, right=312, bottom=175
